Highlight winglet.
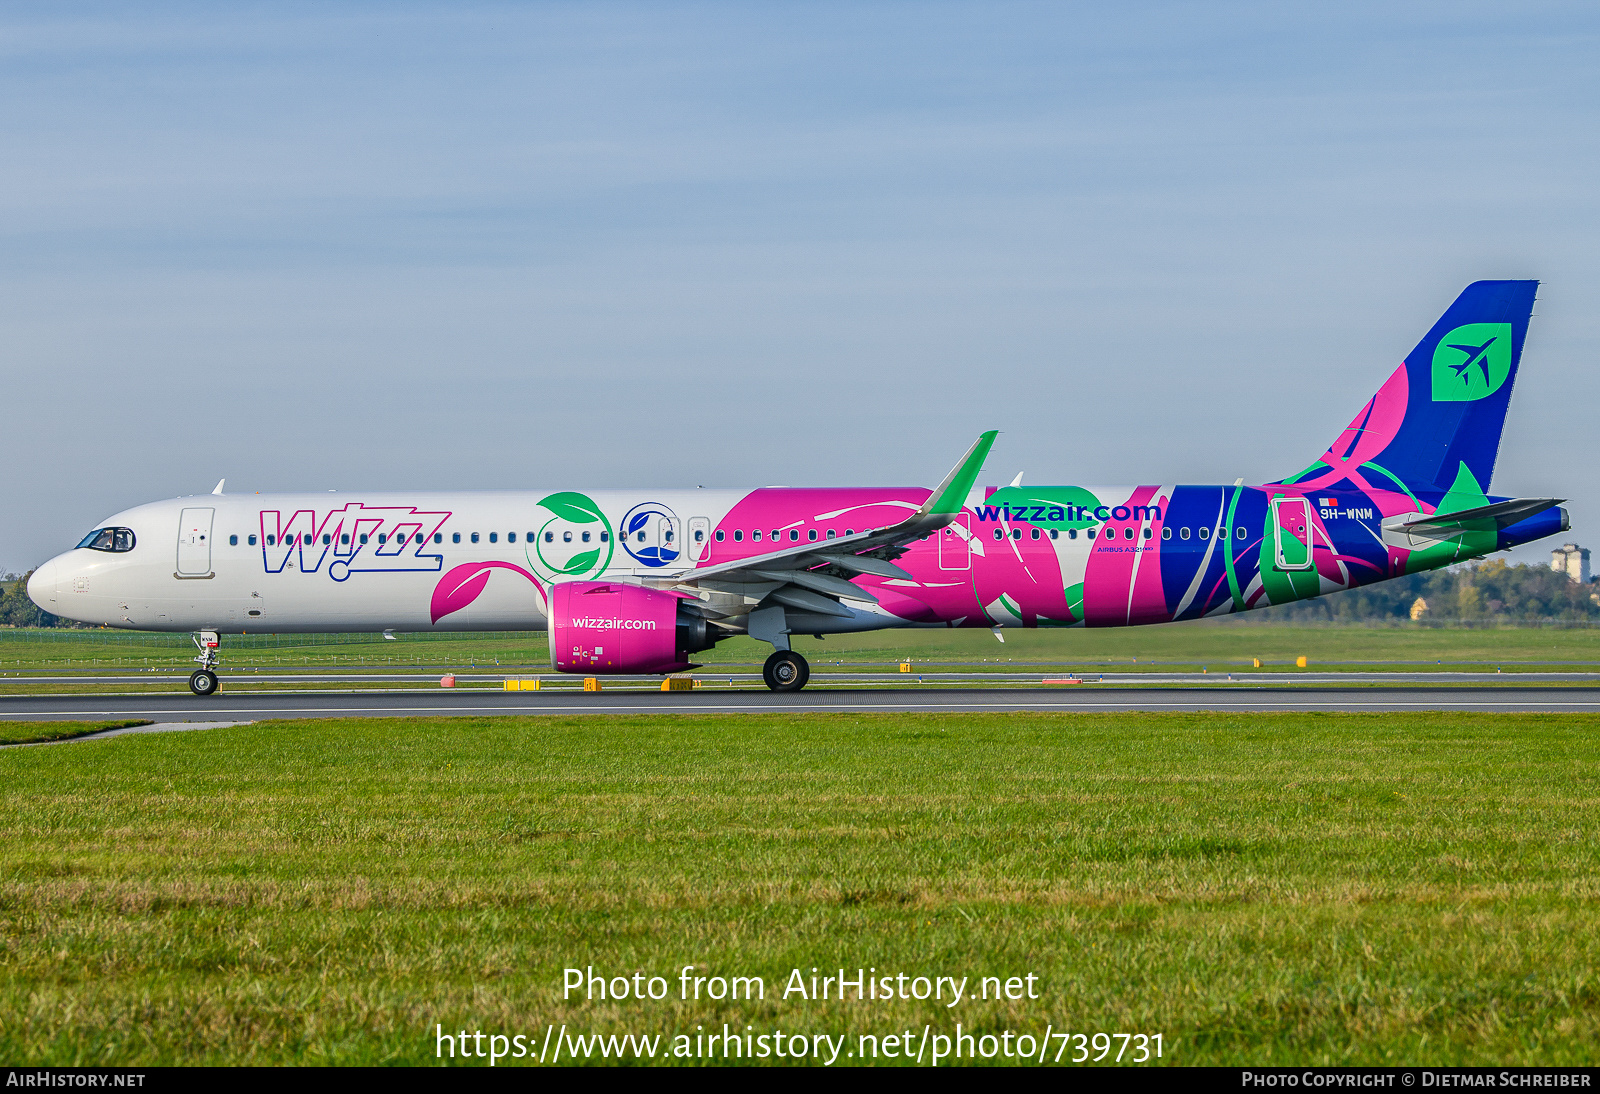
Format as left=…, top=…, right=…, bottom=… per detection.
left=921, top=430, right=998, bottom=518
left=211, top=478, right=226, bottom=496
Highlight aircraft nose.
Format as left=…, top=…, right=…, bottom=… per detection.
left=26, top=558, right=60, bottom=610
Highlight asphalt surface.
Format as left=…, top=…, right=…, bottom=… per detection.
left=8, top=670, right=1600, bottom=685
left=4, top=686, right=1600, bottom=720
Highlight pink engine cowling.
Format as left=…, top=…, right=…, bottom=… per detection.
left=547, top=581, right=712, bottom=674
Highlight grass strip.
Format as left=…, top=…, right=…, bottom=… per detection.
left=2, top=711, right=1599, bottom=1065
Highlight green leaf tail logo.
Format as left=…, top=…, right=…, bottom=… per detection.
left=1431, top=322, right=1512, bottom=402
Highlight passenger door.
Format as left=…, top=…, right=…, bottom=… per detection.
left=177, top=507, right=215, bottom=576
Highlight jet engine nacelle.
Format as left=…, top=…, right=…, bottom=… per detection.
left=547, top=581, right=716, bottom=674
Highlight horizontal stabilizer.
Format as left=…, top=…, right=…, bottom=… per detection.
left=1384, top=497, right=1564, bottom=546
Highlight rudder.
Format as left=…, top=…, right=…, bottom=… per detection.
left=1280, top=280, right=1537, bottom=495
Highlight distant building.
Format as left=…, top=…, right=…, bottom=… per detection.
left=1551, top=543, right=1592, bottom=584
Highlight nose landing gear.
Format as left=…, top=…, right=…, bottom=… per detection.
left=189, top=631, right=221, bottom=696
left=762, top=650, right=810, bottom=692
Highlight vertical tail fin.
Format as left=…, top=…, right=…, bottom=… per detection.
left=1280, top=280, right=1538, bottom=495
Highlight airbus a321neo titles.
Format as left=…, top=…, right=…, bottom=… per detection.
left=29, top=281, right=1569, bottom=695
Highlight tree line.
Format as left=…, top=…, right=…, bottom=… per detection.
left=1250, top=559, right=1599, bottom=623
left=0, top=573, right=58, bottom=627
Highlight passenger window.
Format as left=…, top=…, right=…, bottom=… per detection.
left=1161, top=527, right=1171, bottom=540
left=637, top=531, right=646, bottom=542
left=808, top=529, right=817, bottom=541
left=1066, top=529, right=1076, bottom=540
left=994, top=529, right=1003, bottom=541
left=1122, top=527, right=1133, bottom=540
left=1049, top=529, right=1059, bottom=540
left=715, top=530, right=725, bottom=542
left=1199, top=527, right=1210, bottom=540
left=359, top=534, right=369, bottom=544
left=1237, top=527, right=1246, bottom=539
left=582, top=531, right=591, bottom=543
left=600, top=532, right=609, bottom=542
left=845, top=529, right=854, bottom=536
left=665, top=531, right=674, bottom=543
left=789, top=530, right=799, bottom=541
left=695, top=530, right=704, bottom=543
left=489, top=533, right=498, bottom=543
left=526, top=532, right=535, bottom=542
left=1142, top=528, right=1152, bottom=540
left=826, top=529, right=836, bottom=539
left=378, top=534, right=386, bottom=544
left=545, top=532, right=554, bottom=543
left=1087, top=528, right=1095, bottom=540
left=753, top=530, right=762, bottom=542
left=1012, top=529, right=1022, bottom=540
left=1030, top=528, right=1040, bottom=540
left=564, top=531, right=572, bottom=543
left=434, top=533, right=443, bottom=544
left=267, top=535, right=277, bottom=546
left=452, top=533, right=461, bottom=544
left=471, top=533, right=479, bottom=544
left=323, top=534, right=332, bottom=545
left=736, top=530, right=745, bottom=542
left=1180, top=527, right=1190, bottom=540
left=507, top=532, right=516, bottom=543
left=341, top=533, right=350, bottom=545
left=248, top=535, right=257, bottom=546
left=229, top=535, right=238, bottom=546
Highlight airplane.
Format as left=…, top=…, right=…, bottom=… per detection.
left=28, top=280, right=1568, bottom=696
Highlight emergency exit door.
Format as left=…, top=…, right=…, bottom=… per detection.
left=1271, top=497, right=1313, bottom=571
left=687, top=516, right=711, bottom=562
left=177, top=507, right=215, bottom=575
left=939, top=513, right=972, bottom=570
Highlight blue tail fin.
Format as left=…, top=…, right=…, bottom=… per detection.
left=1281, top=280, right=1538, bottom=495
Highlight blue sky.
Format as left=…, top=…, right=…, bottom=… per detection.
left=4, top=2, right=1598, bottom=571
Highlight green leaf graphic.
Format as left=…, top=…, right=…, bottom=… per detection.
left=539, top=492, right=602, bottom=523
left=560, top=549, right=601, bottom=574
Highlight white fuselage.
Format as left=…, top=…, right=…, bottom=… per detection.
left=29, top=490, right=773, bottom=633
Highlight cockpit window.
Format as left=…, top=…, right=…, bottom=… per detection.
left=76, top=527, right=136, bottom=553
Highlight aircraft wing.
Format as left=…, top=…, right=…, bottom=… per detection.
left=647, top=430, right=998, bottom=620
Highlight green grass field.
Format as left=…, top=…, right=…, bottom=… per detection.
left=1, top=624, right=1597, bottom=676
left=2, top=711, right=1598, bottom=1066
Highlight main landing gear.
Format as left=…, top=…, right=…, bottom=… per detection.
left=762, top=650, right=810, bottom=692
left=189, top=630, right=221, bottom=697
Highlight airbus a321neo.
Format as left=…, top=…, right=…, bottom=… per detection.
left=28, top=281, right=1568, bottom=694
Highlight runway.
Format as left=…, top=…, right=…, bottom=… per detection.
left=4, top=686, right=1600, bottom=720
